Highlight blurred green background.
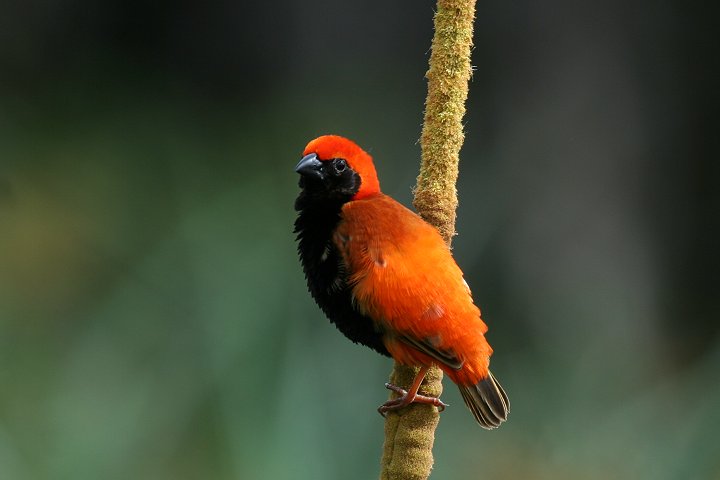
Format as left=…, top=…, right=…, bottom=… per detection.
left=1, top=1, right=718, bottom=479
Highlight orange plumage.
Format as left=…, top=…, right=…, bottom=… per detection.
left=295, top=135, right=508, bottom=428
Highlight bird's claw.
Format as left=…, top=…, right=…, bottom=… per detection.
left=377, top=382, right=448, bottom=417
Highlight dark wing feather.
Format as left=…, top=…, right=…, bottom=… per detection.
left=397, top=334, right=464, bottom=370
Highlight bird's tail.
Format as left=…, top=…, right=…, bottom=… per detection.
left=458, top=371, right=509, bottom=429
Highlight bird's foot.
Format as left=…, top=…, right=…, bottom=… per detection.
left=377, top=382, right=448, bottom=417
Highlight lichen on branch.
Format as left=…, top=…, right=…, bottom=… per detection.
left=414, top=0, right=477, bottom=245
left=379, top=0, right=477, bottom=479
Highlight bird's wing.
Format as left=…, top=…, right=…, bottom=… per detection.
left=335, top=195, right=488, bottom=371
left=396, top=333, right=464, bottom=370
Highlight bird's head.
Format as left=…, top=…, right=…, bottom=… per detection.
left=295, top=135, right=381, bottom=201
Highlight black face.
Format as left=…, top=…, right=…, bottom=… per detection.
left=295, top=153, right=361, bottom=201
left=293, top=152, right=389, bottom=356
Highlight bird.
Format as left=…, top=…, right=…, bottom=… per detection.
left=294, top=134, right=509, bottom=429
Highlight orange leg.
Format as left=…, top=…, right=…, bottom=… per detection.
left=377, top=365, right=448, bottom=417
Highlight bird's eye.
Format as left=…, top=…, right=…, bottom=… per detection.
left=334, top=159, right=348, bottom=174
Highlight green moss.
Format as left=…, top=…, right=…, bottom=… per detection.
left=381, top=0, right=477, bottom=479
left=380, top=365, right=443, bottom=480
left=414, top=0, right=475, bottom=244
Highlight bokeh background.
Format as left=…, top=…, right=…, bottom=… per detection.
left=1, top=1, right=718, bottom=479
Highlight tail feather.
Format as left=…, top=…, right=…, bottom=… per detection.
left=458, top=371, right=509, bottom=429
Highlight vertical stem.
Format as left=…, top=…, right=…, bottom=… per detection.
left=414, top=0, right=477, bottom=245
left=380, top=0, right=477, bottom=479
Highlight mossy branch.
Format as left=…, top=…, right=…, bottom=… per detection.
left=379, top=0, right=477, bottom=479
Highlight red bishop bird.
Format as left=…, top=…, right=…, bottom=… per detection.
left=294, top=135, right=509, bottom=428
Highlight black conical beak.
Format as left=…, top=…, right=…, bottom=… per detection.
left=295, top=153, right=324, bottom=180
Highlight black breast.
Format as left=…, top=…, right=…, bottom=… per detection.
left=294, top=193, right=389, bottom=356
